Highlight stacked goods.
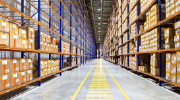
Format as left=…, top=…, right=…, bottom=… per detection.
left=166, top=0, right=180, bottom=18
left=130, top=0, right=137, bottom=10
left=119, top=38, right=122, bottom=46
left=150, top=53, right=166, bottom=76
left=123, top=56, right=127, bottom=66
left=123, top=33, right=127, bottom=43
left=62, top=41, right=70, bottom=54
left=164, top=28, right=175, bottom=49
left=64, top=57, right=77, bottom=67
left=123, top=44, right=127, bottom=54
left=81, top=50, right=83, bottom=55
left=19, top=28, right=27, bottom=49
left=72, top=46, right=76, bottom=54
left=22, top=26, right=35, bottom=50
left=122, top=0, right=128, bottom=11
left=9, top=23, right=19, bottom=48
left=129, top=55, right=137, bottom=70
left=118, top=47, right=121, bottom=55
left=130, top=22, right=137, bottom=39
left=33, top=60, right=59, bottom=77
left=122, top=7, right=127, bottom=22
left=140, top=0, right=155, bottom=14
left=35, top=31, right=58, bottom=52
left=139, top=28, right=164, bottom=52
left=174, top=21, right=180, bottom=48
left=0, top=58, right=33, bottom=91
left=118, top=17, right=121, bottom=30
left=122, top=19, right=127, bottom=33
left=166, top=52, right=180, bottom=84
left=130, top=40, right=137, bottom=53
left=77, top=48, right=80, bottom=55
left=129, top=6, right=137, bottom=24
left=139, top=66, right=149, bottom=73
left=77, top=57, right=80, bottom=64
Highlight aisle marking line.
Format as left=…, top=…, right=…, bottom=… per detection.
left=89, top=88, right=111, bottom=90
left=91, top=82, right=108, bottom=83
left=87, top=94, right=113, bottom=97
left=90, top=86, right=110, bottom=87
left=86, top=99, right=114, bottom=100
left=70, top=60, right=98, bottom=100
left=90, top=84, right=109, bottom=85
left=103, top=63, right=130, bottom=100
left=88, top=91, right=112, bottom=93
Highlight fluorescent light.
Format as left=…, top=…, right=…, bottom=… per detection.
left=98, top=17, right=101, bottom=19
left=98, top=9, right=101, bottom=11
left=99, top=31, right=100, bottom=32
left=98, top=28, right=100, bottom=29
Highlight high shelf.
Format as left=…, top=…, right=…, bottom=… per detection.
left=0, top=0, right=96, bottom=95
left=103, top=0, right=180, bottom=88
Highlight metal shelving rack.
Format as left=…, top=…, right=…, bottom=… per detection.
left=0, top=0, right=96, bottom=95
left=103, top=0, right=180, bottom=88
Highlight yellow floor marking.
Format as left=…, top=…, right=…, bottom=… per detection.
left=87, top=94, right=113, bottom=97
left=103, top=63, right=130, bottom=100
left=93, top=76, right=106, bottom=77
left=90, top=86, right=109, bottom=87
left=88, top=91, right=112, bottom=93
left=91, top=82, right=108, bottom=83
left=86, top=99, right=114, bottom=100
left=89, top=88, right=111, bottom=90
left=90, top=84, right=109, bottom=85
left=70, top=60, right=98, bottom=100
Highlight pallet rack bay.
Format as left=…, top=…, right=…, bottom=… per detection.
left=0, top=0, right=96, bottom=95
left=103, top=0, right=180, bottom=87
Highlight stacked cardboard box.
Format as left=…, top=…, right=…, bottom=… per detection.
left=9, top=23, right=19, bottom=48
left=122, top=7, right=127, bottom=22
left=62, top=41, right=70, bottom=54
left=166, top=0, right=180, bottom=18
left=33, top=60, right=59, bottom=77
left=123, top=56, right=127, bottom=66
left=130, top=40, right=137, bottom=53
left=129, top=55, right=137, bottom=70
left=123, top=32, right=127, bottom=43
left=123, top=44, right=127, bottom=54
left=129, top=6, right=137, bottom=24
left=122, top=0, right=127, bottom=11
left=174, top=21, right=180, bottom=48
left=130, top=22, right=137, bottom=39
left=0, top=58, right=32, bottom=91
left=72, top=46, right=76, bottom=54
left=77, top=48, right=80, bottom=55
left=164, top=28, right=175, bottom=49
left=122, top=19, right=127, bottom=33
left=0, top=20, right=10, bottom=46
left=63, top=57, right=76, bottom=67
left=140, top=0, right=154, bottom=14
left=130, top=0, right=137, bottom=10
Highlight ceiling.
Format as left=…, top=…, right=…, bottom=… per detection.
left=87, top=0, right=114, bottom=44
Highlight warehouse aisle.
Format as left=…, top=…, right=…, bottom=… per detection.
left=12, top=59, right=180, bottom=100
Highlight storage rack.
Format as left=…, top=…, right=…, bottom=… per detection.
left=103, top=0, right=180, bottom=88
left=0, top=0, right=96, bottom=95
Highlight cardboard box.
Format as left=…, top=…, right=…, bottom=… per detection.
left=51, top=37, right=57, bottom=45
left=47, top=43, right=50, bottom=52
left=151, top=67, right=159, bottom=76
left=165, top=28, right=175, bottom=38
left=19, top=28, right=27, bottom=39
left=0, top=59, right=9, bottom=74
left=139, top=66, right=149, bottom=73
left=44, top=34, right=47, bottom=43
left=22, top=26, right=34, bottom=40
left=171, top=53, right=176, bottom=64
left=0, top=32, right=9, bottom=46
left=25, top=59, right=32, bottom=70
left=171, top=64, right=177, bottom=74
left=177, top=51, right=180, bottom=61
left=64, top=62, right=70, bottom=67
left=18, top=59, right=27, bottom=72
left=166, top=61, right=171, bottom=73
left=41, top=60, right=45, bottom=69
left=0, top=19, right=9, bottom=32
left=44, top=60, right=47, bottom=68
left=47, top=60, right=51, bottom=68
left=43, top=68, right=47, bottom=76
left=10, top=33, right=19, bottom=48
left=26, top=70, right=32, bottom=81
left=51, top=67, right=54, bottom=73
left=7, top=59, right=19, bottom=73
left=165, top=43, right=174, bottom=49
left=47, top=35, right=51, bottom=43
left=166, top=72, right=171, bottom=81
left=19, top=38, right=27, bottom=49
left=171, top=74, right=177, bottom=83
left=19, top=71, right=26, bottom=84
left=35, top=31, right=44, bottom=42
left=166, top=53, right=171, bottom=61
left=47, top=68, right=51, bottom=74
left=0, top=74, right=10, bottom=91
left=10, top=73, right=21, bottom=87
left=10, top=23, right=18, bottom=35
left=177, top=62, right=180, bottom=74
left=28, top=38, right=34, bottom=50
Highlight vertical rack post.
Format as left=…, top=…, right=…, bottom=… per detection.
left=21, top=0, right=24, bottom=58
left=49, top=0, right=51, bottom=61
left=158, top=0, right=162, bottom=86
left=137, top=0, right=140, bottom=75
left=75, top=2, right=78, bottom=66
left=121, top=0, right=123, bottom=67
left=127, top=0, right=129, bottom=68
left=59, top=0, right=62, bottom=75
left=70, top=0, right=72, bottom=67
left=38, top=0, right=41, bottom=86
left=83, top=0, right=85, bottom=65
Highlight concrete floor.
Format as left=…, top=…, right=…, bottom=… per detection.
left=12, top=59, right=180, bottom=100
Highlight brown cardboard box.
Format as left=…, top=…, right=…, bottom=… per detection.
left=25, top=59, right=32, bottom=70
left=171, top=54, right=176, bottom=64
left=44, top=43, right=47, bottom=51
left=175, top=42, right=180, bottom=48
left=165, top=43, right=174, bottom=49
left=35, top=31, right=44, bottom=42
left=171, top=64, right=177, bottom=74
left=164, top=28, right=175, bottom=38
left=166, top=72, right=171, bottom=81
left=139, top=66, right=149, bottom=73
left=151, top=67, right=159, bottom=76
left=177, top=74, right=180, bottom=85
left=18, top=59, right=27, bottom=72
left=19, top=38, right=27, bottom=49
left=47, top=60, right=51, bottom=68
left=166, top=53, right=171, bottom=61
left=51, top=60, right=54, bottom=67
left=43, top=68, right=47, bottom=76
left=28, top=38, right=34, bottom=50
left=44, top=60, right=47, bottom=68
left=56, top=66, right=59, bottom=71
left=26, top=70, right=32, bottom=81
left=0, top=19, right=9, bottom=32
left=22, top=26, right=35, bottom=40
left=10, top=23, right=18, bottom=35
left=177, top=52, right=180, bottom=62
left=51, top=37, right=57, bottom=45
left=44, top=34, right=47, bottom=43
left=19, top=28, right=27, bottom=39
left=7, top=59, right=19, bottom=73
left=177, top=62, right=180, bottom=74
left=41, top=60, right=45, bottom=69
left=10, top=33, right=19, bottom=48
left=0, top=74, right=10, bottom=91
left=19, top=71, right=26, bottom=84
left=51, top=67, right=54, bottom=73
left=166, top=61, right=171, bottom=73
left=47, top=68, right=51, bottom=74
left=35, top=41, right=44, bottom=50
left=64, top=62, right=70, bottom=67
left=171, top=74, right=177, bottom=83
left=0, top=59, right=10, bottom=75
left=47, top=43, right=50, bottom=52
left=0, top=32, right=9, bottom=46
left=10, top=73, right=21, bottom=87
